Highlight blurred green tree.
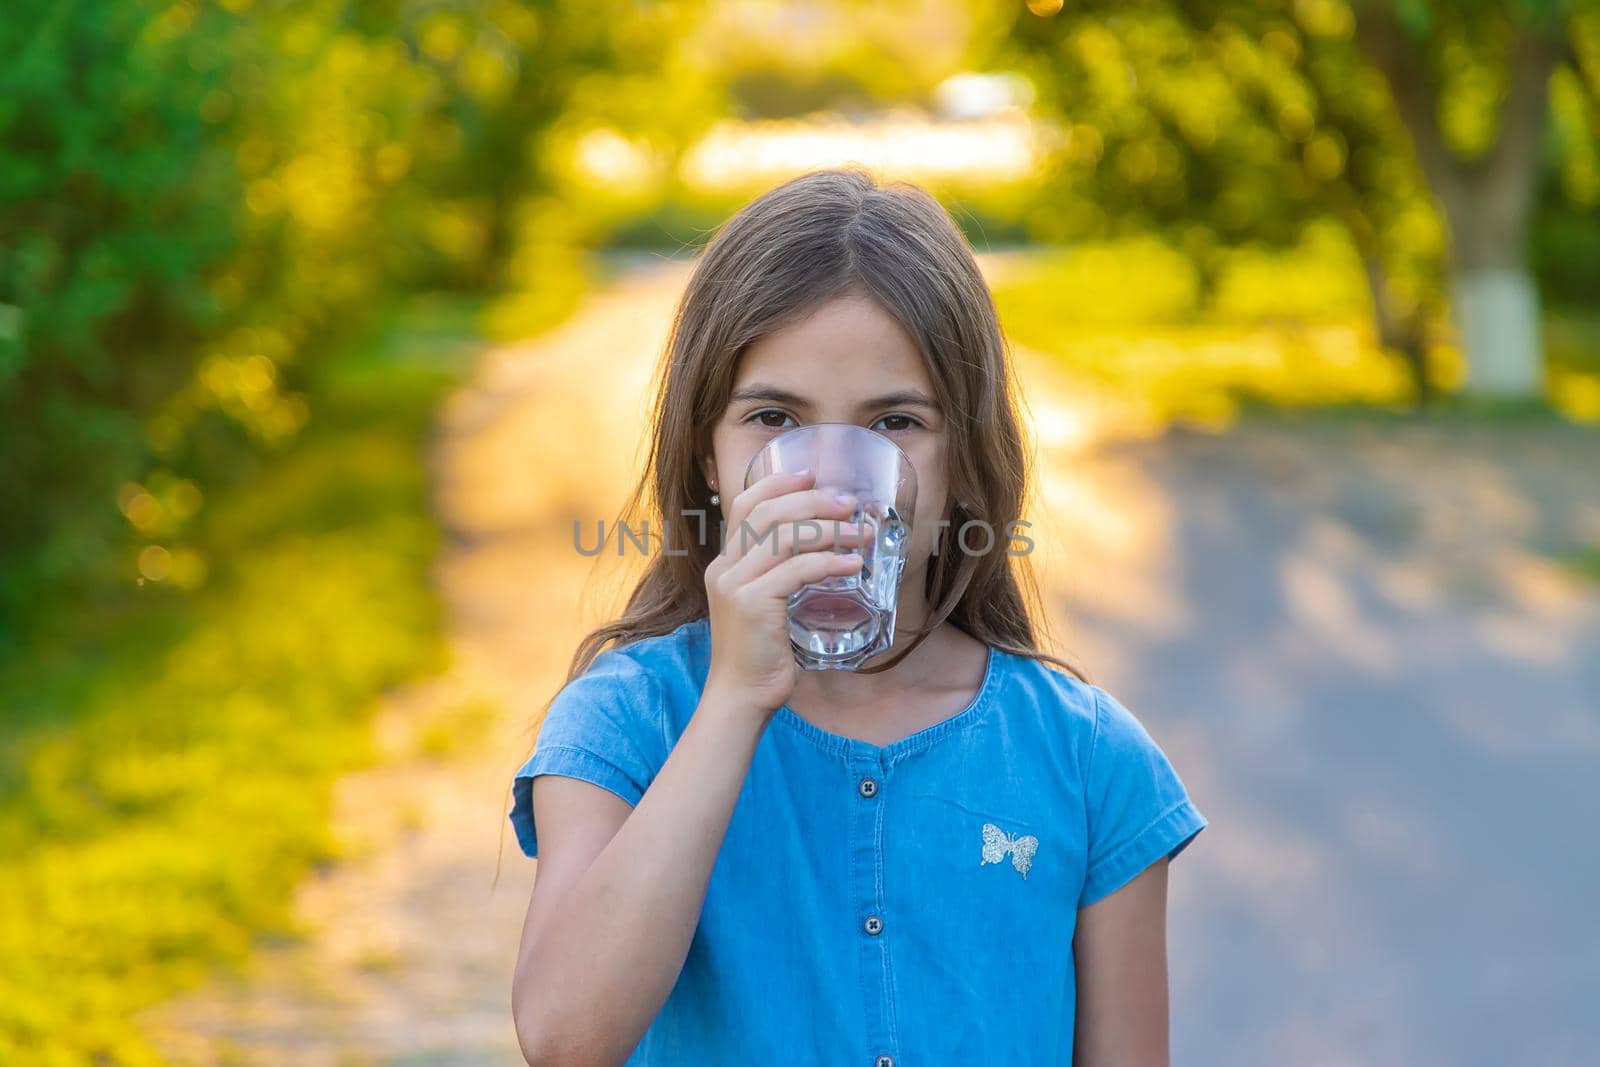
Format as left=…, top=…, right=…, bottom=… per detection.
left=993, top=0, right=1598, bottom=403
left=381, top=0, right=652, bottom=289
left=0, top=0, right=670, bottom=643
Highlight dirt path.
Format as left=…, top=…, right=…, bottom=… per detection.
left=140, top=260, right=691, bottom=1067
left=143, top=256, right=1600, bottom=1066
left=1046, top=417, right=1600, bottom=1066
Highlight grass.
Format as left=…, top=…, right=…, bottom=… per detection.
left=990, top=230, right=1600, bottom=430
left=414, top=696, right=503, bottom=760
left=0, top=295, right=485, bottom=1066
left=1562, top=544, right=1600, bottom=586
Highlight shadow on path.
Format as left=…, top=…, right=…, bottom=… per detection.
left=1038, top=418, right=1600, bottom=1066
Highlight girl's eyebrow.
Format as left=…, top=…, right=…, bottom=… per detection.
left=728, top=384, right=940, bottom=412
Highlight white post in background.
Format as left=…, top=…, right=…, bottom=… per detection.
left=1450, top=267, right=1545, bottom=398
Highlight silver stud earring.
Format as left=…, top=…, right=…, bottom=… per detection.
left=710, top=492, right=720, bottom=506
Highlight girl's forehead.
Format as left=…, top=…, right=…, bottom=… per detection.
left=734, top=297, right=933, bottom=395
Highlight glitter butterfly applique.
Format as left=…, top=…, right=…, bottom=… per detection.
left=980, top=822, right=1038, bottom=880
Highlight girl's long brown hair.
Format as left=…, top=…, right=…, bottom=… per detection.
left=564, top=164, right=1087, bottom=688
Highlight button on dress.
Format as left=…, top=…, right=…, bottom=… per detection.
left=508, top=616, right=1207, bottom=1065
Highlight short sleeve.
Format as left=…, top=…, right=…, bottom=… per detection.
left=508, top=647, right=665, bottom=859
left=1078, top=685, right=1207, bottom=908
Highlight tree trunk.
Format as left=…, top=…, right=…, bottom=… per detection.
left=1437, top=54, right=1551, bottom=400
left=1357, top=248, right=1433, bottom=405
left=1355, top=13, right=1563, bottom=400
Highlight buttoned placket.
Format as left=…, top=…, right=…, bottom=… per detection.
left=854, top=756, right=898, bottom=1067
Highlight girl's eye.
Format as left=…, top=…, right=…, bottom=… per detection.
left=873, top=413, right=922, bottom=433
left=748, top=409, right=796, bottom=430
left=744, top=410, right=921, bottom=432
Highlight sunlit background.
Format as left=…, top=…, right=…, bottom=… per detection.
left=3, top=1, right=1598, bottom=1064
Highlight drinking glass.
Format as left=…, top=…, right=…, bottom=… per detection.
left=742, top=422, right=917, bottom=671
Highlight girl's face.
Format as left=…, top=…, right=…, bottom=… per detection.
left=702, top=292, right=950, bottom=582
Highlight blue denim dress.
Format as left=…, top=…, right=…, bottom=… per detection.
left=509, top=616, right=1207, bottom=1066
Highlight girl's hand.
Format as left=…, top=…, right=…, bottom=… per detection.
left=702, top=468, right=865, bottom=715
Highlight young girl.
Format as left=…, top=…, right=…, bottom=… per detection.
left=506, top=166, right=1207, bottom=1067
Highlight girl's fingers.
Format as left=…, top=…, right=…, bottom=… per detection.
left=739, top=486, right=858, bottom=542
left=745, top=543, right=864, bottom=602
left=720, top=485, right=858, bottom=567
left=706, top=470, right=812, bottom=581
left=722, top=469, right=816, bottom=536
left=721, top=516, right=865, bottom=585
